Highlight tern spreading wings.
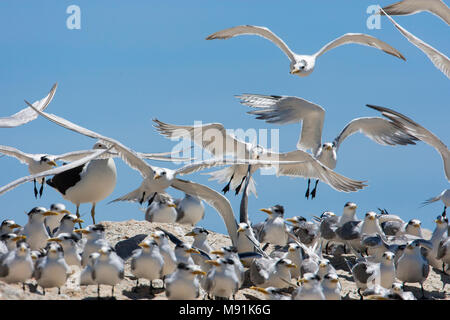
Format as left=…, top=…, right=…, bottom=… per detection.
left=0, top=144, right=192, bottom=199
left=367, top=104, right=449, bottom=182
left=153, top=119, right=367, bottom=198
left=206, top=25, right=405, bottom=77
left=26, top=105, right=304, bottom=239
left=237, top=94, right=417, bottom=199
left=381, top=8, right=450, bottom=79
left=380, top=0, right=450, bottom=25
left=0, top=83, right=57, bottom=128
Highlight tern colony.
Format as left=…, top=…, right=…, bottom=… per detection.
left=0, top=5, right=449, bottom=300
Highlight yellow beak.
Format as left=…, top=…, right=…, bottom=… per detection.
left=287, top=263, right=297, bottom=269
left=154, top=174, right=161, bottom=180
left=186, top=248, right=200, bottom=254
left=168, top=204, right=177, bottom=208
left=74, top=229, right=90, bottom=234
left=211, top=250, right=224, bottom=256
left=191, top=270, right=207, bottom=276
left=48, top=161, right=58, bottom=167
left=47, top=238, right=62, bottom=242
left=9, top=223, right=21, bottom=229
left=286, top=218, right=297, bottom=223
left=73, top=218, right=84, bottom=223
left=60, top=210, right=71, bottom=215
left=250, top=286, right=269, bottom=295
left=43, top=211, right=60, bottom=216
left=237, top=227, right=245, bottom=233
left=138, top=242, right=150, bottom=248
left=13, top=235, right=26, bottom=242
left=260, top=208, right=272, bottom=215
left=185, top=231, right=196, bottom=237
left=205, top=260, right=220, bottom=267
left=290, top=69, right=300, bottom=75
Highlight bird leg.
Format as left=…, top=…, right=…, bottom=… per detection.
left=91, top=203, right=96, bottom=225
left=139, top=191, right=146, bottom=205
left=149, top=280, right=153, bottom=294
left=76, top=205, right=83, bottom=229
left=357, top=288, right=363, bottom=300
left=134, top=279, right=139, bottom=292
left=39, top=178, right=45, bottom=198
left=22, top=282, right=26, bottom=291
left=33, top=179, right=38, bottom=199
left=222, top=173, right=235, bottom=194
left=111, top=285, right=115, bottom=297
left=325, top=242, right=330, bottom=255
left=42, top=287, right=46, bottom=295
left=443, top=206, right=447, bottom=217
left=310, top=180, right=319, bottom=199
left=97, top=284, right=101, bottom=299
left=147, top=193, right=157, bottom=206
left=58, top=287, right=61, bottom=295
left=305, top=179, right=311, bottom=199
left=234, top=175, right=247, bottom=195
left=420, top=283, right=425, bottom=299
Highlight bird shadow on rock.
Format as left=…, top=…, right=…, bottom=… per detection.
left=402, top=284, right=446, bottom=300
left=83, top=296, right=117, bottom=300
left=122, top=285, right=165, bottom=300
left=114, top=234, right=148, bottom=260
left=433, top=267, right=450, bottom=291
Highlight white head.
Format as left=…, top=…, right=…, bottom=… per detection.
left=343, top=202, right=357, bottom=218
left=290, top=56, right=313, bottom=77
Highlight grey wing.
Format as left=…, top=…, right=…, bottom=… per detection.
left=153, top=119, right=250, bottom=159
left=436, top=239, right=448, bottom=259
left=205, top=25, right=296, bottom=62
left=250, top=258, right=270, bottom=285
left=314, top=33, right=405, bottom=61
left=261, top=150, right=367, bottom=193
left=366, top=104, right=450, bottom=181
left=422, top=263, right=430, bottom=279
left=0, top=145, right=35, bottom=165
left=131, top=257, right=136, bottom=271
left=119, top=269, right=125, bottom=280
left=0, top=83, right=57, bottom=128
left=353, top=262, right=373, bottom=284
left=333, top=117, right=417, bottom=152
left=0, top=148, right=111, bottom=197
left=381, top=9, right=450, bottom=79
left=237, top=94, right=325, bottom=153
left=26, top=104, right=155, bottom=179
left=171, top=178, right=239, bottom=246
left=380, top=0, right=450, bottom=25
left=336, top=221, right=362, bottom=240
left=0, top=263, right=9, bottom=277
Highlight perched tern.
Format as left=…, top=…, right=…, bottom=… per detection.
left=0, top=241, right=34, bottom=290
left=165, top=263, right=205, bottom=300
left=34, top=242, right=70, bottom=295
left=292, top=273, right=325, bottom=300
left=92, top=246, right=125, bottom=297
left=144, top=193, right=178, bottom=223
left=175, top=194, right=205, bottom=226
left=130, top=239, right=164, bottom=292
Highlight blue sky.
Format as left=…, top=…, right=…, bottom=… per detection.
left=0, top=1, right=448, bottom=234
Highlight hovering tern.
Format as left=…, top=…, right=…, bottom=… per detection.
left=237, top=94, right=417, bottom=198
left=380, top=0, right=450, bottom=25
left=205, top=25, right=405, bottom=77
left=154, top=119, right=367, bottom=198
left=423, top=189, right=450, bottom=216
left=28, top=106, right=297, bottom=241
left=366, top=104, right=449, bottom=182
left=0, top=83, right=56, bottom=128
left=380, top=8, right=450, bottom=79
left=0, top=144, right=119, bottom=198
